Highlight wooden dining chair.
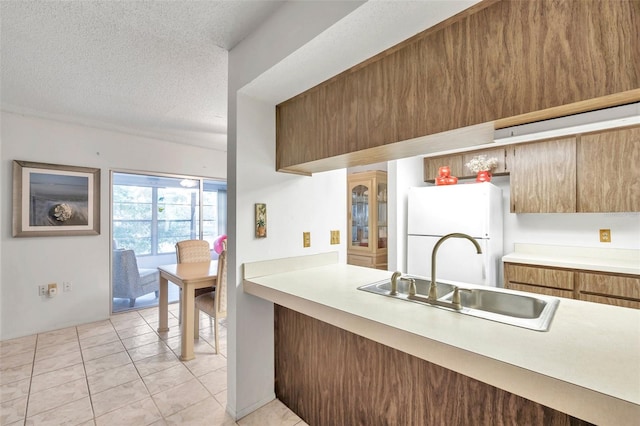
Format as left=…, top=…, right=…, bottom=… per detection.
left=176, top=239, right=212, bottom=263
left=175, top=239, right=212, bottom=323
left=194, top=247, right=227, bottom=353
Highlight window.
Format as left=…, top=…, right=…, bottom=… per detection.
left=112, top=172, right=226, bottom=256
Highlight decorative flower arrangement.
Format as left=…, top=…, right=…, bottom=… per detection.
left=465, top=155, right=498, bottom=173
left=53, top=203, right=73, bottom=222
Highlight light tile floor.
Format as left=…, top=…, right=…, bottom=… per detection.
left=0, top=304, right=307, bottom=426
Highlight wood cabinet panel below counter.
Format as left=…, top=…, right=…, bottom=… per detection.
left=505, top=262, right=640, bottom=309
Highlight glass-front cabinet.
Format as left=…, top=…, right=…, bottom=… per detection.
left=347, top=170, right=387, bottom=269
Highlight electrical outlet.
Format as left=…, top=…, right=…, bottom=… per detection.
left=38, top=285, right=47, bottom=296
left=330, top=230, right=340, bottom=245
left=63, top=281, right=73, bottom=292
left=303, top=232, right=311, bottom=248
left=599, top=229, right=611, bottom=243
left=48, top=283, right=58, bottom=297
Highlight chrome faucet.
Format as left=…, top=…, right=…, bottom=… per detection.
left=429, top=233, right=482, bottom=301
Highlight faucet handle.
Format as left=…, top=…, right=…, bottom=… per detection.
left=452, top=286, right=472, bottom=310
left=405, top=278, right=416, bottom=296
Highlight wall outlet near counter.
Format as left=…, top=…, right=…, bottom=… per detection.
left=47, top=283, right=58, bottom=297
left=330, top=230, right=340, bottom=245
left=303, top=232, right=311, bottom=248
left=599, top=229, right=611, bottom=243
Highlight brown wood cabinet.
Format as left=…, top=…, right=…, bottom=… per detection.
left=504, top=262, right=640, bottom=309
left=424, top=147, right=509, bottom=182
left=347, top=171, right=387, bottom=270
left=576, top=272, right=640, bottom=309
left=275, top=0, right=640, bottom=175
left=509, top=126, right=640, bottom=213
left=577, top=126, right=640, bottom=212
left=275, top=305, right=591, bottom=425
left=510, top=137, right=577, bottom=213
left=504, top=263, right=574, bottom=299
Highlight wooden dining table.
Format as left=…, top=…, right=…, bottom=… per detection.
left=157, top=260, right=218, bottom=361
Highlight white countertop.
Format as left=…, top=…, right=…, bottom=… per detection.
left=243, top=253, right=640, bottom=426
left=502, top=243, right=640, bottom=275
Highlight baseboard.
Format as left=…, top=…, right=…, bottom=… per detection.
left=229, top=393, right=277, bottom=421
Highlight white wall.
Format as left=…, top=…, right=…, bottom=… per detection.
left=227, top=93, right=346, bottom=418
left=225, top=1, right=361, bottom=418
left=0, top=112, right=226, bottom=339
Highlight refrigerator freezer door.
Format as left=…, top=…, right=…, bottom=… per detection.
left=407, top=184, right=497, bottom=238
left=407, top=236, right=492, bottom=286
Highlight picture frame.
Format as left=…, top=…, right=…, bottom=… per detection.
left=12, top=160, right=101, bottom=237
left=255, top=203, right=267, bottom=238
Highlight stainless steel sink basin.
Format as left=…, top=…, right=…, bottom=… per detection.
left=441, top=288, right=546, bottom=319
left=358, top=277, right=559, bottom=331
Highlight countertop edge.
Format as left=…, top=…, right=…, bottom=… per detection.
left=244, top=276, right=640, bottom=425
left=502, top=247, right=640, bottom=276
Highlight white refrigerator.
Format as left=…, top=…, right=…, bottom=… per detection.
left=407, top=183, right=503, bottom=287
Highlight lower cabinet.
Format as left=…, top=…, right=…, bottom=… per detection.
left=576, top=272, right=640, bottom=309
left=504, top=263, right=640, bottom=309
left=274, top=305, right=592, bottom=425
left=504, top=263, right=574, bottom=298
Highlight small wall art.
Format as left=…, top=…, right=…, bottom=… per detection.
left=12, top=160, right=101, bottom=237
left=255, top=203, right=267, bottom=238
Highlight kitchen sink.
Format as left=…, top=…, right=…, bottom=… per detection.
left=440, top=288, right=547, bottom=319
left=358, top=276, right=559, bottom=331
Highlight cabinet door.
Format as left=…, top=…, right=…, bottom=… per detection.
left=348, top=178, right=373, bottom=253
left=576, top=272, right=640, bottom=309
left=423, top=155, right=463, bottom=181
left=577, top=126, right=640, bottom=212
left=504, top=263, right=574, bottom=296
left=318, top=74, right=358, bottom=158
left=355, top=46, right=418, bottom=151
left=510, top=138, right=577, bottom=213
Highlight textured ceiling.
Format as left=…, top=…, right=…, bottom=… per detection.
left=0, top=0, right=284, bottom=151
left=1, top=1, right=480, bottom=153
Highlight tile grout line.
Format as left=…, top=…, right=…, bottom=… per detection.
left=76, top=324, right=96, bottom=425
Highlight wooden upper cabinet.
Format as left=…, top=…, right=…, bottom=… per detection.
left=423, top=154, right=463, bottom=182
left=469, top=0, right=640, bottom=123
left=419, top=16, right=475, bottom=135
left=318, top=74, right=358, bottom=159
left=276, top=90, right=320, bottom=173
left=577, top=126, right=640, bottom=212
left=510, top=138, right=577, bottom=213
left=275, top=0, right=640, bottom=174
left=355, top=44, right=418, bottom=150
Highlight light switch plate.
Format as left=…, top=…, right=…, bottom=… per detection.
left=303, top=232, right=311, bottom=248
left=330, top=230, right=340, bottom=245
left=599, top=229, right=611, bottom=243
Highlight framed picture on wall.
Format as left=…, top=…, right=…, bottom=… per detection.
left=255, top=203, right=267, bottom=238
left=12, top=160, right=101, bottom=237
